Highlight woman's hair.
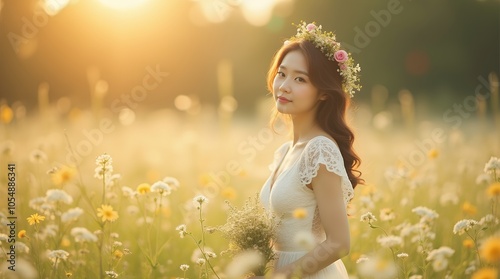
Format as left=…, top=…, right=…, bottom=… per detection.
left=267, top=39, right=363, bottom=188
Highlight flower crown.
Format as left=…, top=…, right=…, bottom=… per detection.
left=285, top=21, right=361, bottom=97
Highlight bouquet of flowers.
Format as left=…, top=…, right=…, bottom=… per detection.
left=218, top=195, right=280, bottom=277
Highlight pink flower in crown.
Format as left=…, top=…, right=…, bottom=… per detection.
left=306, top=23, right=316, bottom=32
left=339, top=63, right=347, bottom=70
left=334, top=50, right=348, bottom=63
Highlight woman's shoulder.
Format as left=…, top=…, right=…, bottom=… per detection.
left=304, top=135, right=340, bottom=150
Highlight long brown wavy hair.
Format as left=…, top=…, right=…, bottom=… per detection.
left=267, top=39, right=363, bottom=188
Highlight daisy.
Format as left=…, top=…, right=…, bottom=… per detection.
left=27, top=213, right=45, bottom=225
left=97, top=204, right=119, bottom=222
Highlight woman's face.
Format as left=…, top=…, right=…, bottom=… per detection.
left=272, top=50, right=322, bottom=117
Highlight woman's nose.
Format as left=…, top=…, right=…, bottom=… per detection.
left=279, top=79, right=290, bottom=93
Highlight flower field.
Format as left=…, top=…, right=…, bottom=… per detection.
left=0, top=89, right=499, bottom=279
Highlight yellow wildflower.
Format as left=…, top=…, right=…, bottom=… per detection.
left=113, top=249, right=124, bottom=260
left=463, top=239, right=474, bottom=248
left=471, top=267, right=498, bottom=279
left=65, top=272, right=73, bottom=277
left=97, top=204, right=119, bottom=222
left=199, top=173, right=211, bottom=187
left=27, top=213, right=45, bottom=225
left=480, top=236, right=500, bottom=264
left=222, top=187, right=237, bottom=200
left=462, top=201, right=477, bottom=215
left=293, top=208, right=307, bottom=219
left=51, top=165, right=76, bottom=186
left=136, top=183, right=151, bottom=195
left=61, top=237, right=71, bottom=247
left=427, top=148, right=439, bottom=159
left=0, top=105, right=13, bottom=124
left=487, top=182, right=500, bottom=197
left=18, top=230, right=27, bottom=239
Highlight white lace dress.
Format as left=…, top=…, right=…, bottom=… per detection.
left=259, top=136, right=354, bottom=279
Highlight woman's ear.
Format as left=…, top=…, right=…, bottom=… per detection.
left=319, top=93, right=328, bottom=101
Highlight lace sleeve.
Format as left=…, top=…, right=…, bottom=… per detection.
left=298, top=136, right=354, bottom=206
left=268, top=142, right=291, bottom=171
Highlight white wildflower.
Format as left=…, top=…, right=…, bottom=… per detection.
left=121, top=186, right=136, bottom=198
left=225, top=250, right=263, bottom=279
left=151, top=181, right=171, bottom=195
left=439, top=192, right=459, bottom=206
left=359, top=196, right=375, bottom=209
left=397, top=253, right=408, bottom=259
left=379, top=208, right=396, bottom=221
left=479, top=214, right=498, bottom=226
left=16, top=242, right=29, bottom=253
left=46, top=189, right=73, bottom=204
left=484, top=156, right=500, bottom=174
left=71, top=227, right=98, bottom=242
left=426, top=246, right=455, bottom=262
left=476, top=173, right=492, bottom=185
left=163, top=177, right=180, bottom=190
left=377, top=235, right=403, bottom=248
left=431, top=257, right=449, bottom=272
left=30, top=149, right=47, bottom=164
left=357, top=256, right=397, bottom=279
left=193, top=195, right=208, bottom=206
left=61, top=207, right=83, bottom=222
left=205, top=251, right=217, bottom=258
left=465, top=266, right=476, bottom=275
left=29, top=197, right=48, bottom=212
left=195, top=258, right=206, bottom=266
left=180, top=264, right=189, bottom=271
left=95, top=154, right=113, bottom=179
left=412, top=206, right=439, bottom=221
left=105, top=271, right=118, bottom=278
left=40, top=224, right=59, bottom=239
left=47, top=249, right=70, bottom=262
left=176, top=224, right=188, bottom=238
left=360, top=212, right=377, bottom=223
left=453, top=219, right=478, bottom=235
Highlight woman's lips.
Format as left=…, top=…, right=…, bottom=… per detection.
left=277, top=96, right=291, bottom=103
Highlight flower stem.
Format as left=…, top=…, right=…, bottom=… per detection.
left=188, top=233, right=221, bottom=279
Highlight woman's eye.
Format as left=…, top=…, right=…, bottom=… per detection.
left=276, top=71, right=285, bottom=77
left=295, top=77, right=306, bottom=82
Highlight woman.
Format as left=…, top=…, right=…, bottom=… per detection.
left=257, top=22, right=363, bottom=278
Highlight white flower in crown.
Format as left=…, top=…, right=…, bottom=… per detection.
left=287, top=21, right=362, bottom=97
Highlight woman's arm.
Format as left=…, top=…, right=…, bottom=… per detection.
left=275, top=164, right=351, bottom=277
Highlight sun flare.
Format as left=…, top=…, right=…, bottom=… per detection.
left=99, top=0, right=149, bottom=10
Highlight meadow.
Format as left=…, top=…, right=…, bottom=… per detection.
left=0, top=83, right=499, bottom=279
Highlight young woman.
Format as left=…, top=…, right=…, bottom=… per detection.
left=257, top=22, right=363, bottom=278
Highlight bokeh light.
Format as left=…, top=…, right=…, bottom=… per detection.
left=98, top=0, right=149, bottom=10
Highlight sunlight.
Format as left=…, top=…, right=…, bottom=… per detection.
left=42, top=0, right=70, bottom=16
left=99, top=0, right=149, bottom=10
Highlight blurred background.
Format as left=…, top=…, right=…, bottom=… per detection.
left=0, top=0, right=498, bottom=116
left=0, top=2, right=499, bottom=277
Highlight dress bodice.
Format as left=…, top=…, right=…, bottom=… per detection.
left=259, top=136, right=354, bottom=251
